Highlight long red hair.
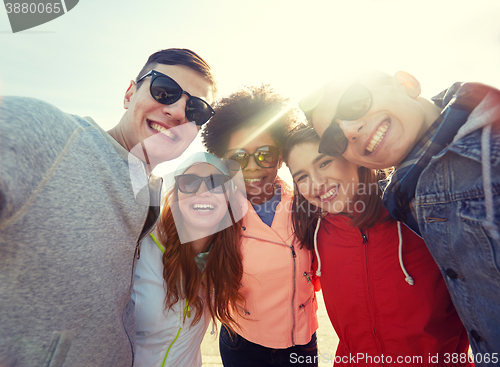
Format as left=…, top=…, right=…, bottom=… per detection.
left=157, top=186, right=244, bottom=331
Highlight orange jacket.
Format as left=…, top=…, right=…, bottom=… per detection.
left=233, top=188, right=319, bottom=348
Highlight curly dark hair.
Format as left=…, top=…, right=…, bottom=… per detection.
left=202, top=84, right=305, bottom=157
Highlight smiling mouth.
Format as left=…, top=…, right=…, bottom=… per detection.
left=365, top=120, right=389, bottom=154
left=319, top=186, right=338, bottom=200
left=149, top=121, right=178, bottom=141
left=192, top=204, right=215, bottom=212
left=244, top=177, right=264, bottom=184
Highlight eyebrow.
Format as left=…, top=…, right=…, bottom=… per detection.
left=291, top=153, right=327, bottom=178
left=312, top=153, right=327, bottom=165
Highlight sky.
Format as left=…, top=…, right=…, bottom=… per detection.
left=1, top=0, right=500, bottom=180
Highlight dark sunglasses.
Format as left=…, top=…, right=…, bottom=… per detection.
left=174, top=174, right=231, bottom=194
left=224, top=145, right=280, bottom=171
left=137, top=70, right=215, bottom=126
left=318, top=82, right=373, bottom=157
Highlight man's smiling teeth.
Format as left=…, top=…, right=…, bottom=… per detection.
left=245, top=178, right=263, bottom=183
left=149, top=122, right=177, bottom=141
left=193, top=204, right=215, bottom=212
left=366, top=121, right=389, bottom=153
left=319, top=187, right=337, bottom=200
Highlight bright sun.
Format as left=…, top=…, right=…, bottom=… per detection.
left=153, top=0, right=500, bottom=185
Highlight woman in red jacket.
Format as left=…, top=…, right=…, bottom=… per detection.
left=283, top=126, right=472, bottom=366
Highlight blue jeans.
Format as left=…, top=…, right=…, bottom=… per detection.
left=415, top=128, right=500, bottom=366
left=219, top=325, right=318, bottom=367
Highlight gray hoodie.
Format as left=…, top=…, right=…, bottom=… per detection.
left=0, top=97, right=161, bottom=367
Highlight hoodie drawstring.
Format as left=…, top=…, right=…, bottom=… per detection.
left=453, top=89, right=500, bottom=240
left=481, top=125, right=500, bottom=239
left=314, top=217, right=322, bottom=277
left=315, top=218, right=414, bottom=285
left=397, top=222, right=414, bottom=285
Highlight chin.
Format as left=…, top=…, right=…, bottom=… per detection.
left=374, top=158, right=400, bottom=170
left=152, top=145, right=188, bottom=163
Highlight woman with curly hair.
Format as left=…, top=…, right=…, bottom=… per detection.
left=132, top=152, right=245, bottom=367
left=202, top=85, right=319, bottom=367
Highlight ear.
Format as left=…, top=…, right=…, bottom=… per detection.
left=394, top=71, right=421, bottom=99
left=278, top=157, right=283, bottom=169
left=124, top=81, right=136, bottom=110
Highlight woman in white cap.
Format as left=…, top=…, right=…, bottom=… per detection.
left=132, top=152, right=246, bottom=367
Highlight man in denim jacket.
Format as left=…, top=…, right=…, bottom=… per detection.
left=307, top=71, right=500, bottom=365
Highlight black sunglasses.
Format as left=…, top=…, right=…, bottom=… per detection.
left=317, top=82, right=373, bottom=157
left=224, top=145, right=280, bottom=171
left=174, top=174, right=231, bottom=194
left=137, top=70, right=215, bottom=126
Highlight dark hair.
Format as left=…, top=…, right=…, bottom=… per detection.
left=283, top=126, right=390, bottom=250
left=201, top=84, right=304, bottom=158
left=135, top=48, right=217, bottom=99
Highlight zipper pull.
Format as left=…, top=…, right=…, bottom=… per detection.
left=359, top=229, right=368, bottom=244
left=238, top=305, right=251, bottom=315
left=291, top=246, right=296, bottom=258
left=304, top=272, right=312, bottom=283
left=299, top=304, right=306, bottom=315
left=135, top=242, right=141, bottom=259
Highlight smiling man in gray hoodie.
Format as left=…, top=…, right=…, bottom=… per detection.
left=0, top=48, right=216, bottom=367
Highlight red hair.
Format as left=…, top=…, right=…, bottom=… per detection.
left=157, top=187, right=244, bottom=331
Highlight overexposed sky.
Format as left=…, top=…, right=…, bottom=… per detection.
left=1, top=0, right=500, bottom=178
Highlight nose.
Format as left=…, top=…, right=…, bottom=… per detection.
left=196, top=181, right=213, bottom=197
left=162, top=95, right=188, bottom=125
left=244, top=154, right=260, bottom=171
left=310, top=172, right=327, bottom=194
left=338, top=119, right=365, bottom=142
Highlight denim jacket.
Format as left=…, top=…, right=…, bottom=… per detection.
left=410, top=86, right=500, bottom=363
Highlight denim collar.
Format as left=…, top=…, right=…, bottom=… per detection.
left=381, top=82, right=491, bottom=235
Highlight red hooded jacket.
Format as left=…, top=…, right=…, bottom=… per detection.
left=316, top=209, right=471, bottom=366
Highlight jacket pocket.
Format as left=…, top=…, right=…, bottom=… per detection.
left=303, top=271, right=314, bottom=284
left=458, top=198, right=500, bottom=277
left=237, top=304, right=251, bottom=316
left=298, top=291, right=315, bottom=315
left=42, top=331, right=74, bottom=367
